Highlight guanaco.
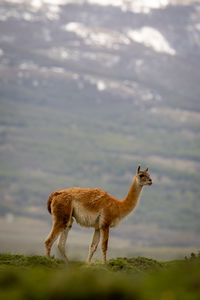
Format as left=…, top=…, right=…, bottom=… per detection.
left=45, top=165, right=152, bottom=263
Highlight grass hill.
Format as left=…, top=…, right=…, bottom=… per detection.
left=0, top=253, right=200, bottom=299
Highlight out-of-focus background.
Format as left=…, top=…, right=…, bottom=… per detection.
left=0, top=0, right=199, bottom=261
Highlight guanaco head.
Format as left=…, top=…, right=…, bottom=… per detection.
left=136, top=165, right=152, bottom=186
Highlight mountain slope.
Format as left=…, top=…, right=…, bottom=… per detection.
left=0, top=0, right=200, bottom=246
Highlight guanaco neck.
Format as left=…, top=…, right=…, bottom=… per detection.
left=121, top=176, right=143, bottom=216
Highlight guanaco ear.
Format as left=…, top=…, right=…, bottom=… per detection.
left=137, top=165, right=141, bottom=174
left=145, top=167, right=149, bottom=172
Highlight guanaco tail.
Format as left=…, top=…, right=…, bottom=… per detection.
left=45, top=165, right=152, bottom=263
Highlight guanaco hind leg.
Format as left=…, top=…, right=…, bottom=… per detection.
left=57, top=219, right=73, bottom=262
left=45, top=197, right=73, bottom=259
left=45, top=220, right=64, bottom=258
left=87, top=228, right=100, bottom=263
left=100, top=227, right=110, bottom=264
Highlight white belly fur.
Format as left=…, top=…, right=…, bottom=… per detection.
left=72, top=201, right=100, bottom=228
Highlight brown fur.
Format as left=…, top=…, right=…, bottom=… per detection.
left=45, top=165, right=152, bottom=263
left=47, top=191, right=63, bottom=214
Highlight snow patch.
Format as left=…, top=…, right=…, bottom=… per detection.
left=127, top=27, right=176, bottom=55
left=19, top=61, right=39, bottom=70
left=3, top=0, right=198, bottom=16
left=196, top=24, right=200, bottom=31
left=1, top=1, right=60, bottom=21
left=0, top=49, right=4, bottom=56
left=64, top=22, right=130, bottom=49
left=97, top=81, right=106, bottom=91
left=28, top=0, right=169, bottom=14
left=85, top=76, right=107, bottom=92
left=88, top=0, right=169, bottom=14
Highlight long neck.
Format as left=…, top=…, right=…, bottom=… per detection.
left=121, top=176, right=143, bottom=216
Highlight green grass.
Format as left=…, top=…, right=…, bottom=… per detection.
left=0, top=253, right=200, bottom=299
left=0, top=254, right=62, bottom=269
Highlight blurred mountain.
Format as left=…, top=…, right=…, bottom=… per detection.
left=0, top=0, right=200, bottom=246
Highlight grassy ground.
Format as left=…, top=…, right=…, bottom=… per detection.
left=0, top=253, right=199, bottom=299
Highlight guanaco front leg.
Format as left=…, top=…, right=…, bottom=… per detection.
left=87, top=229, right=100, bottom=264
left=100, top=226, right=110, bottom=264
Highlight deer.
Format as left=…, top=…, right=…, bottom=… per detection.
left=45, top=165, right=152, bottom=264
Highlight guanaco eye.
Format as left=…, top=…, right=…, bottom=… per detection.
left=139, top=174, right=144, bottom=178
